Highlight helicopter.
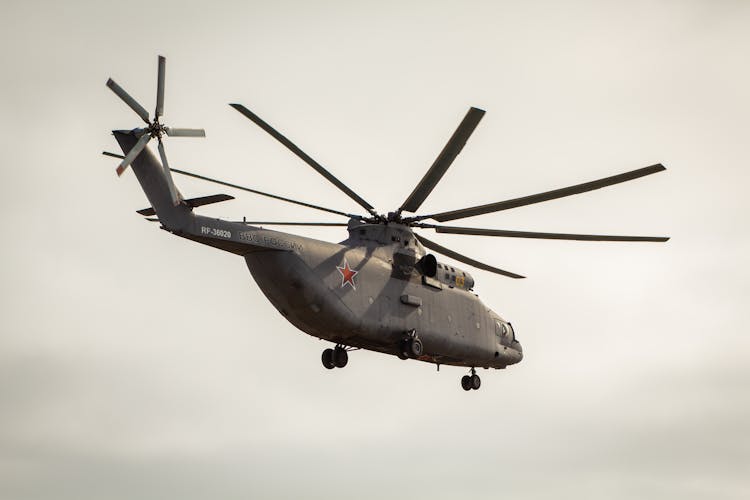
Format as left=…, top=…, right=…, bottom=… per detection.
left=104, top=57, right=669, bottom=391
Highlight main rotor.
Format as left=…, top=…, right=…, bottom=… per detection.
left=106, top=59, right=669, bottom=278
left=203, top=104, right=668, bottom=278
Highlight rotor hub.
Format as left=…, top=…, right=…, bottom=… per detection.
left=385, top=211, right=403, bottom=224
left=148, top=119, right=167, bottom=139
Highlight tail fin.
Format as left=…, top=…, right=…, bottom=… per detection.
left=113, top=130, right=192, bottom=230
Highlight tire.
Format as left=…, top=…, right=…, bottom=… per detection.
left=410, top=338, right=424, bottom=357
left=321, top=348, right=335, bottom=369
left=471, top=374, right=481, bottom=390
left=333, top=347, right=348, bottom=368
left=461, top=375, right=472, bottom=391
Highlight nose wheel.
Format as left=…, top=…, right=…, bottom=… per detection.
left=321, top=345, right=350, bottom=369
left=461, top=368, right=481, bottom=391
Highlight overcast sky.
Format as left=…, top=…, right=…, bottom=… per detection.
left=1, top=1, right=749, bottom=499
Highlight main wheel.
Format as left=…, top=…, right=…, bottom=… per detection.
left=321, top=348, right=335, bottom=369
left=410, top=338, right=424, bottom=357
left=461, top=375, right=472, bottom=391
left=471, top=374, right=481, bottom=390
left=333, top=347, right=348, bottom=368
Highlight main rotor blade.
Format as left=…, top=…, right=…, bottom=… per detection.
left=237, top=221, right=348, bottom=226
left=414, top=233, right=525, bottom=279
left=399, top=107, right=485, bottom=214
left=157, top=139, right=180, bottom=205
left=169, top=168, right=363, bottom=220
left=428, top=225, right=670, bottom=242
left=165, top=127, right=206, bottom=137
left=229, top=103, right=377, bottom=216
left=116, top=133, right=151, bottom=176
left=156, top=55, right=166, bottom=118
left=102, top=151, right=125, bottom=160
left=418, top=164, right=666, bottom=222
left=106, top=78, right=150, bottom=124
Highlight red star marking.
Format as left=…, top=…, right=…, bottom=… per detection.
left=337, top=259, right=358, bottom=290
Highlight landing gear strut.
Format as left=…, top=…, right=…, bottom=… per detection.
left=461, top=368, right=481, bottom=391
left=322, top=345, right=349, bottom=369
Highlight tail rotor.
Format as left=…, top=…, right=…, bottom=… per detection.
left=106, top=55, right=205, bottom=205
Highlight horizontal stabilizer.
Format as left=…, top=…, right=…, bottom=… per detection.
left=137, top=194, right=235, bottom=216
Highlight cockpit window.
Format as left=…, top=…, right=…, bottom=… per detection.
left=495, top=321, right=508, bottom=339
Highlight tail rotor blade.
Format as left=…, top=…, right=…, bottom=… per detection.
left=165, top=127, right=206, bottom=137
left=116, top=133, right=151, bottom=176
left=107, top=78, right=150, bottom=124
left=157, top=139, right=180, bottom=205
left=156, top=55, right=166, bottom=118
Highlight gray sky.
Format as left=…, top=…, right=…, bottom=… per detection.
left=1, top=0, right=749, bottom=498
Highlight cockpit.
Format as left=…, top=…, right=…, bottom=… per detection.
left=494, top=319, right=519, bottom=348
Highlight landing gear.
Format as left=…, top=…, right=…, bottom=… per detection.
left=400, top=338, right=423, bottom=358
left=410, top=337, right=424, bottom=356
left=322, top=348, right=335, bottom=369
left=333, top=346, right=348, bottom=368
left=399, top=329, right=423, bottom=359
left=322, top=345, right=350, bottom=369
left=461, top=368, right=481, bottom=391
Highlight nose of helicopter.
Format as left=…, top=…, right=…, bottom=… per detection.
left=494, top=343, right=522, bottom=367
left=511, top=325, right=523, bottom=363
left=510, top=341, right=523, bottom=364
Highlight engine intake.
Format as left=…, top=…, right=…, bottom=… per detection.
left=415, top=254, right=437, bottom=277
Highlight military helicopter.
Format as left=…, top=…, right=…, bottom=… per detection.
left=104, top=57, right=668, bottom=391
